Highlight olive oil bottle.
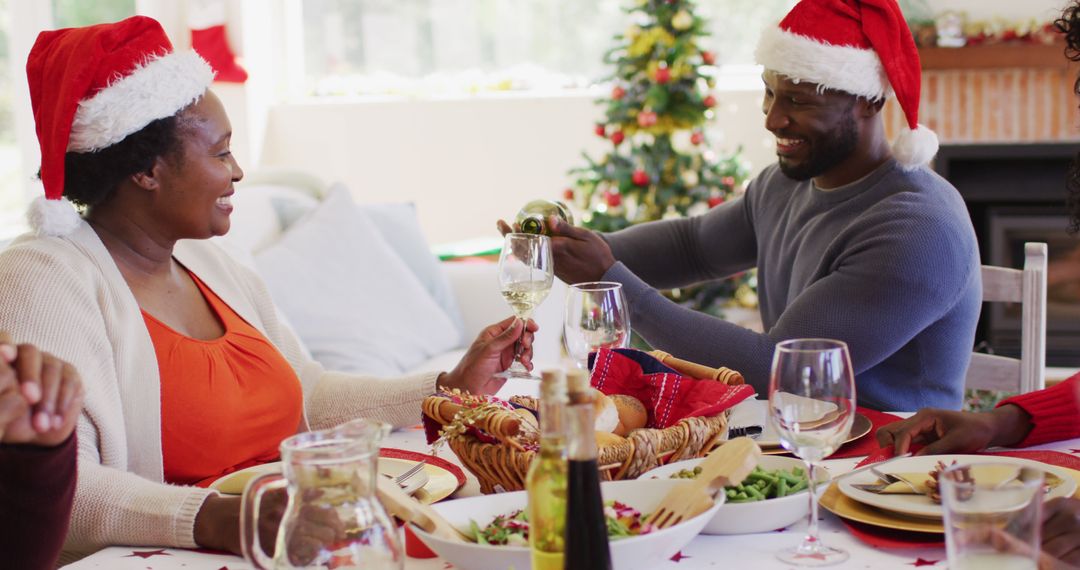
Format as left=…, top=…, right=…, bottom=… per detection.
left=516, top=199, right=574, bottom=236
left=527, top=370, right=569, bottom=570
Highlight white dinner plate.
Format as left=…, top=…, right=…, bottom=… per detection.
left=837, top=454, right=1077, bottom=519
left=730, top=398, right=845, bottom=448
left=210, top=457, right=432, bottom=498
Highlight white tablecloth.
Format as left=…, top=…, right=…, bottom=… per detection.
left=63, top=415, right=1080, bottom=570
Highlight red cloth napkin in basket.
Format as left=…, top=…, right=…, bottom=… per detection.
left=590, top=348, right=756, bottom=429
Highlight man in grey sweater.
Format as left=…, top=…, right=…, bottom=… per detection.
left=515, top=0, right=981, bottom=411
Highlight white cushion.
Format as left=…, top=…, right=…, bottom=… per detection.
left=355, top=196, right=464, bottom=341
left=254, top=187, right=461, bottom=376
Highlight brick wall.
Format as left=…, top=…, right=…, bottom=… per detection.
left=883, top=68, right=1080, bottom=143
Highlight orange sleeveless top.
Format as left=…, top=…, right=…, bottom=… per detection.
left=144, top=271, right=303, bottom=487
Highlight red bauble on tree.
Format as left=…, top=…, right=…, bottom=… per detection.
left=690, top=131, right=704, bottom=145
left=707, top=195, right=725, bottom=208
left=612, top=85, right=626, bottom=100
left=703, top=95, right=717, bottom=108
left=594, top=124, right=607, bottom=137
left=605, top=191, right=623, bottom=207
left=611, top=131, right=626, bottom=145
left=655, top=67, right=671, bottom=84
left=631, top=170, right=650, bottom=186
left=637, top=111, right=658, bottom=127
left=701, top=51, right=716, bottom=65
left=563, top=188, right=575, bottom=201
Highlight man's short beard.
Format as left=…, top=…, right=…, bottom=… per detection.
left=778, top=111, right=859, bottom=182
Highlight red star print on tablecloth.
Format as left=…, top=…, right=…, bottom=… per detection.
left=670, top=551, right=691, bottom=562
left=793, top=552, right=829, bottom=562
left=327, top=554, right=356, bottom=569
left=124, top=549, right=171, bottom=559
left=909, top=558, right=941, bottom=566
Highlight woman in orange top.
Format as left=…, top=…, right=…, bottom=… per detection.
left=1, top=16, right=537, bottom=559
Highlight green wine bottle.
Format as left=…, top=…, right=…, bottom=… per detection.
left=527, top=369, right=569, bottom=570
left=516, top=199, right=574, bottom=236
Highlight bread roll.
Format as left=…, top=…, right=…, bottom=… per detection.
left=594, top=430, right=627, bottom=448
left=610, top=394, right=648, bottom=436
left=593, top=390, right=620, bottom=433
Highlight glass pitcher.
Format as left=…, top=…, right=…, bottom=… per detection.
left=241, top=419, right=403, bottom=569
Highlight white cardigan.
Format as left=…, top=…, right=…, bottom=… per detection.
left=0, top=221, right=439, bottom=561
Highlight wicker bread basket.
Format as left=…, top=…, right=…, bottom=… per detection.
left=422, top=351, right=745, bottom=494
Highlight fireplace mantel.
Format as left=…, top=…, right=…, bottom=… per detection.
left=918, top=43, right=1068, bottom=70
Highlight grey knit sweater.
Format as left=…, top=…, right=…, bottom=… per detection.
left=603, top=159, right=981, bottom=411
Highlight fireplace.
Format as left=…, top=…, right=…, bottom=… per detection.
left=934, top=143, right=1080, bottom=366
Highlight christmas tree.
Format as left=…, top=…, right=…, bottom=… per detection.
left=566, top=0, right=757, bottom=318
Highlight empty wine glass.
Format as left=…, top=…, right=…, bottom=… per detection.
left=563, top=281, right=630, bottom=370
left=768, top=338, right=856, bottom=567
left=496, top=233, right=554, bottom=379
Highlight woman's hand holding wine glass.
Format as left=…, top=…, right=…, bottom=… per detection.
left=496, top=233, right=554, bottom=379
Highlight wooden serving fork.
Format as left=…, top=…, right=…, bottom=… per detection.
left=376, top=475, right=472, bottom=542
left=648, top=437, right=761, bottom=530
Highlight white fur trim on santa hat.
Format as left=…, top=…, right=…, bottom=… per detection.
left=754, top=25, right=892, bottom=101
left=28, top=196, right=81, bottom=237
left=68, top=50, right=215, bottom=153
left=891, top=123, right=939, bottom=170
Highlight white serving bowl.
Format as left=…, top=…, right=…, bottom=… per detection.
left=410, top=479, right=721, bottom=570
left=642, top=455, right=831, bottom=535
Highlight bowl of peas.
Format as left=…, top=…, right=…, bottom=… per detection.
left=641, top=455, right=832, bottom=535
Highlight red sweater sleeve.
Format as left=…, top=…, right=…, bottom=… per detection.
left=0, top=434, right=77, bottom=570
left=996, top=375, right=1080, bottom=447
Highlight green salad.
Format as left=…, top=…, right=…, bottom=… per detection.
left=468, top=501, right=653, bottom=546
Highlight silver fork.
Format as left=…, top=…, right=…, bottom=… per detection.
left=393, top=458, right=429, bottom=487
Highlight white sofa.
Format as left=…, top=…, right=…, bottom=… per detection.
left=213, top=169, right=566, bottom=378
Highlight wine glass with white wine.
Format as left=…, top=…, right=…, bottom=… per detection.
left=768, top=338, right=856, bottom=567
left=563, top=281, right=630, bottom=370
left=496, top=233, right=554, bottom=379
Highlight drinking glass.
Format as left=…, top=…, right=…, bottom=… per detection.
left=563, top=281, right=630, bottom=370
left=768, top=338, right=856, bottom=566
left=496, top=233, right=554, bottom=379
left=940, top=462, right=1044, bottom=570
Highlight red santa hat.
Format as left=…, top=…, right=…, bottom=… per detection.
left=25, top=15, right=214, bottom=236
left=754, top=0, right=937, bottom=170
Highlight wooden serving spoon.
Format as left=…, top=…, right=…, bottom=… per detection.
left=648, top=437, right=761, bottom=529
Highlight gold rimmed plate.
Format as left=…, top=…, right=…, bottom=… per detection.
left=758, top=412, right=873, bottom=454
left=822, top=466, right=1080, bottom=533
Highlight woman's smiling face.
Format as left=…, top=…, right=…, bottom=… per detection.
left=153, top=90, right=244, bottom=240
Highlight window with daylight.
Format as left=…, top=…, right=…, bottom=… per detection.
left=0, top=0, right=135, bottom=238
left=297, top=0, right=796, bottom=98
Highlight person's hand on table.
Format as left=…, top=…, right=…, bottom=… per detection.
left=439, top=315, right=538, bottom=395
left=0, top=331, right=84, bottom=447
left=1040, top=497, right=1080, bottom=569
left=497, top=216, right=616, bottom=284
left=875, top=405, right=1032, bottom=455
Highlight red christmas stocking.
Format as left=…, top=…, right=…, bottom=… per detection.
left=189, top=0, right=248, bottom=83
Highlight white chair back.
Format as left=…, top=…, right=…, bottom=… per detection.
left=965, top=242, right=1047, bottom=394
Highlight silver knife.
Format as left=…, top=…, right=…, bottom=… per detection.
left=833, top=452, right=914, bottom=482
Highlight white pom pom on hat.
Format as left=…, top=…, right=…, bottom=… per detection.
left=24, top=16, right=214, bottom=236
left=754, top=0, right=937, bottom=170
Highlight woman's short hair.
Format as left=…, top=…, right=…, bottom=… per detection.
left=61, top=114, right=182, bottom=208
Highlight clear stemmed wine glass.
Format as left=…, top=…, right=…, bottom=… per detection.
left=496, top=233, right=554, bottom=379
left=768, top=338, right=856, bottom=567
left=563, top=281, right=630, bottom=370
